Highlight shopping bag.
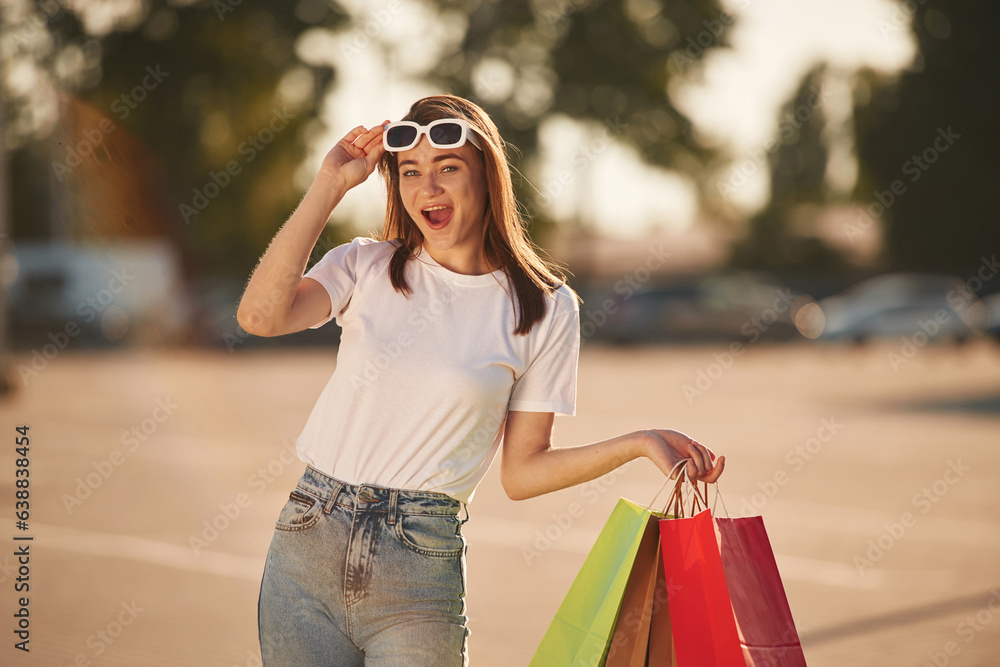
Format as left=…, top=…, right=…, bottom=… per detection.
left=644, top=542, right=678, bottom=667
left=716, top=514, right=807, bottom=666
left=659, top=476, right=807, bottom=666
left=604, top=514, right=658, bottom=666
left=604, top=514, right=678, bottom=667
left=531, top=466, right=686, bottom=667
left=529, top=497, right=655, bottom=667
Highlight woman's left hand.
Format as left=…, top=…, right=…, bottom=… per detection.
left=642, top=429, right=725, bottom=483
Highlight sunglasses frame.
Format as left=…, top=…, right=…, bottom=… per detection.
left=382, top=118, right=484, bottom=153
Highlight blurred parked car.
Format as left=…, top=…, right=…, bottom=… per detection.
left=583, top=272, right=805, bottom=344
left=816, top=272, right=984, bottom=344
left=9, top=240, right=190, bottom=347
left=983, top=292, right=1000, bottom=342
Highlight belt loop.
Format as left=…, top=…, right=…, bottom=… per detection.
left=325, top=481, right=344, bottom=514
left=388, top=489, right=398, bottom=525
left=458, top=501, right=469, bottom=525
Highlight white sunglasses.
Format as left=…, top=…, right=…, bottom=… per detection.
left=382, top=118, right=484, bottom=152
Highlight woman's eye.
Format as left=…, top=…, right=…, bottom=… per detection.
left=400, top=165, right=458, bottom=178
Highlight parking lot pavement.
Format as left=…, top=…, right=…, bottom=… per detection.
left=1, top=341, right=998, bottom=665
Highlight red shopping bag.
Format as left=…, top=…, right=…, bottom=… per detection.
left=658, top=475, right=807, bottom=666
left=715, top=514, right=807, bottom=666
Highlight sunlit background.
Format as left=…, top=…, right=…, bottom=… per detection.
left=1, top=0, right=998, bottom=665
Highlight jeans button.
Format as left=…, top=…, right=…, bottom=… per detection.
left=358, top=488, right=375, bottom=503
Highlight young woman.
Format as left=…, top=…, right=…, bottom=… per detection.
left=237, top=94, right=725, bottom=666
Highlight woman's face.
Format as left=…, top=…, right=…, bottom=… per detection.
left=396, top=133, right=489, bottom=273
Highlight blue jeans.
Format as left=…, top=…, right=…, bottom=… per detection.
left=258, top=465, right=471, bottom=666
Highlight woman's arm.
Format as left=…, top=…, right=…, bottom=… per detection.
left=235, top=172, right=347, bottom=336
left=500, top=410, right=724, bottom=501
left=236, top=123, right=387, bottom=337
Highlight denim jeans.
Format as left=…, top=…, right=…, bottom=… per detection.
left=258, top=464, right=471, bottom=666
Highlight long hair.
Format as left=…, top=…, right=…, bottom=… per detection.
left=375, top=94, right=579, bottom=336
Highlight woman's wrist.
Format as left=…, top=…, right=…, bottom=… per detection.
left=632, top=430, right=655, bottom=461
left=309, top=168, right=350, bottom=210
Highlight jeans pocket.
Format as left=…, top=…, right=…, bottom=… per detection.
left=393, top=513, right=465, bottom=558
left=274, top=488, right=324, bottom=532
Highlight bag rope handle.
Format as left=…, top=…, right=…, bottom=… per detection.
left=646, top=458, right=731, bottom=519
left=645, top=458, right=690, bottom=514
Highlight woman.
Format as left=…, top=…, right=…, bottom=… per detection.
left=237, top=94, right=724, bottom=666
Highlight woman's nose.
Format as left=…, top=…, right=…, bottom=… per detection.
left=419, top=174, right=443, bottom=196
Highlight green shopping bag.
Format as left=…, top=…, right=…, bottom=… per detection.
left=529, top=497, right=663, bottom=667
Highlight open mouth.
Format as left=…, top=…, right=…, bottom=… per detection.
left=421, top=205, right=453, bottom=227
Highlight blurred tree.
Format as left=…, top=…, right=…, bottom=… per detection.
left=427, top=0, right=732, bottom=225
left=851, top=1, right=1000, bottom=275
left=4, top=0, right=350, bottom=278
left=4, top=0, right=737, bottom=281
left=728, top=63, right=849, bottom=271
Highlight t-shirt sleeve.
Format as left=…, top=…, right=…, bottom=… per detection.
left=302, top=237, right=370, bottom=330
left=508, top=299, right=580, bottom=416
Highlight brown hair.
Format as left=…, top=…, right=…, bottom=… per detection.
left=375, top=94, right=579, bottom=336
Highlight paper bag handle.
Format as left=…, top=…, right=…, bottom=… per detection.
left=646, top=458, right=730, bottom=519
left=645, top=459, right=689, bottom=514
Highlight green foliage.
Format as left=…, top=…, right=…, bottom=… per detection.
left=728, top=64, right=847, bottom=270
left=852, top=1, right=1000, bottom=274
left=427, top=0, right=730, bottom=219
left=10, top=0, right=735, bottom=280
left=11, top=0, right=351, bottom=277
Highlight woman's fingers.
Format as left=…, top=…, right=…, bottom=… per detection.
left=345, top=123, right=387, bottom=163
left=702, top=455, right=726, bottom=484
left=360, top=128, right=386, bottom=155
left=653, top=429, right=724, bottom=483
left=344, top=125, right=369, bottom=147
left=687, top=441, right=710, bottom=476
left=677, top=441, right=722, bottom=483
left=343, top=124, right=381, bottom=151
left=359, top=123, right=385, bottom=145
left=690, top=448, right=724, bottom=484
left=329, top=124, right=387, bottom=179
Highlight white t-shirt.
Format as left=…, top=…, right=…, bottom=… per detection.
left=295, top=236, right=580, bottom=506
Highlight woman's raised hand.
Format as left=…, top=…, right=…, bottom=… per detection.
left=642, top=428, right=725, bottom=484
left=318, top=121, right=389, bottom=191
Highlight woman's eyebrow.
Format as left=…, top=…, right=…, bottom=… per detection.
left=398, top=153, right=466, bottom=168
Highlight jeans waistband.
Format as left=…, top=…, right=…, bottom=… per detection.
left=300, top=464, right=469, bottom=525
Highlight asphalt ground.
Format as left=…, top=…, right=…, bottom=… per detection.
left=1, top=340, right=998, bottom=666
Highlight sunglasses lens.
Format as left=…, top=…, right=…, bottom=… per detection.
left=386, top=125, right=418, bottom=149
left=429, top=122, right=463, bottom=147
